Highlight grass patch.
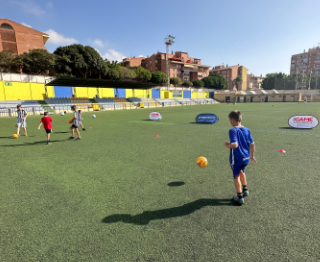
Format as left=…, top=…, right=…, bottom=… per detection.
left=0, top=103, right=320, bottom=261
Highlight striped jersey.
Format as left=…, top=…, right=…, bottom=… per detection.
left=73, top=112, right=80, bottom=125
left=229, top=126, right=254, bottom=165
left=17, top=110, right=27, bottom=122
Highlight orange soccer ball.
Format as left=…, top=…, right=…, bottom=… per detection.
left=12, top=134, right=18, bottom=139
left=197, top=156, right=208, bottom=167
left=67, top=119, right=73, bottom=124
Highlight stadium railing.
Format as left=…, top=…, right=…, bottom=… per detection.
left=0, top=106, right=45, bottom=118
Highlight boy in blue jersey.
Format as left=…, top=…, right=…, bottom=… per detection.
left=224, top=110, right=257, bottom=205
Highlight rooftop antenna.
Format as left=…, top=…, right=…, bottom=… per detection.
left=165, top=35, right=175, bottom=89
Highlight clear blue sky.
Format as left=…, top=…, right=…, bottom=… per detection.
left=2, top=0, right=320, bottom=76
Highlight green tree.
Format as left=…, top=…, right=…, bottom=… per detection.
left=130, top=66, right=152, bottom=82
left=235, top=75, right=243, bottom=90
left=105, top=60, right=121, bottom=80
left=151, top=71, right=167, bottom=84
left=262, top=72, right=287, bottom=90
left=192, top=79, right=204, bottom=88
left=170, top=77, right=182, bottom=86
left=119, top=67, right=136, bottom=81
left=202, top=74, right=228, bottom=89
left=54, top=44, right=106, bottom=78
left=0, top=50, right=15, bottom=72
left=20, top=49, right=55, bottom=75
left=182, top=81, right=193, bottom=87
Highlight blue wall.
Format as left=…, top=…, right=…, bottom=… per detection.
left=183, top=91, right=191, bottom=98
left=54, top=86, right=73, bottom=98
left=114, top=88, right=126, bottom=97
left=209, top=92, right=214, bottom=98
left=152, top=89, right=160, bottom=99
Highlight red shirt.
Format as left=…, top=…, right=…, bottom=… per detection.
left=41, top=116, right=52, bottom=130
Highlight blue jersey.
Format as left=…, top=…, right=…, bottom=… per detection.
left=229, top=126, right=254, bottom=165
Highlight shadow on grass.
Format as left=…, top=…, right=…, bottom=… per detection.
left=279, top=127, right=312, bottom=130
left=102, top=198, right=234, bottom=225
left=168, top=181, right=185, bottom=187
left=1, top=139, right=72, bottom=147
left=189, top=122, right=212, bottom=125
left=52, top=131, right=70, bottom=134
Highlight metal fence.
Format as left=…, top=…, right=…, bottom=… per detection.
left=0, top=106, right=45, bottom=118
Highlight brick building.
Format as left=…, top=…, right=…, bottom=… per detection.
left=290, top=46, right=320, bottom=76
left=210, top=64, right=248, bottom=91
left=0, top=19, right=49, bottom=54
left=121, top=51, right=211, bottom=83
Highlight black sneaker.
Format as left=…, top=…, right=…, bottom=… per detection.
left=76, top=138, right=81, bottom=140
left=69, top=136, right=75, bottom=139
left=47, top=141, right=52, bottom=145
left=82, top=128, right=86, bottom=131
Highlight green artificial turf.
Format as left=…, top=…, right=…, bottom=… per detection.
left=0, top=103, right=320, bottom=261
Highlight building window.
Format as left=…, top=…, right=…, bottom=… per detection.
left=172, top=64, right=175, bottom=68
left=0, top=23, right=18, bottom=54
left=155, top=60, right=157, bottom=63
left=156, top=67, right=158, bottom=70
left=150, top=61, right=152, bottom=64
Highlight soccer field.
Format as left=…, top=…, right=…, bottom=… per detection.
left=1, top=102, right=320, bottom=262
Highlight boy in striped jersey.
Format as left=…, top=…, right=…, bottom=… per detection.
left=224, top=110, right=256, bottom=205
left=16, top=105, right=28, bottom=137
left=69, top=105, right=81, bottom=140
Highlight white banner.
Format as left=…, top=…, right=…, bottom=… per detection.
left=288, top=115, right=319, bottom=129
left=149, top=112, right=162, bottom=121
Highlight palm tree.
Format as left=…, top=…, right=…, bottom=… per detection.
left=235, top=75, right=243, bottom=90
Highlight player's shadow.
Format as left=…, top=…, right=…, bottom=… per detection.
left=102, top=198, right=234, bottom=225
left=53, top=131, right=70, bottom=134
left=1, top=139, right=72, bottom=147
left=168, top=181, right=185, bottom=187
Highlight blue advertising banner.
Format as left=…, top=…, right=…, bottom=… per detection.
left=196, top=114, right=219, bottom=124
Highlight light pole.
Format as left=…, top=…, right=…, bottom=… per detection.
left=164, top=35, right=175, bottom=90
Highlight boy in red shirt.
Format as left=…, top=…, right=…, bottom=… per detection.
left=38, top=112, right=53, bottom=145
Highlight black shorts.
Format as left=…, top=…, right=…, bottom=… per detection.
left=45, top=129, right=52, bottom=134
left=71, top=124, right=78, bottom=129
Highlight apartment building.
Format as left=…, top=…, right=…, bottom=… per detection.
left=210, top=64, right=248, bottom=91
left=290, top=46, right=320, bottom=75
left=0, top=19, right=49, bottom=54
left=247, top=73, right=263, bottom=89
left=121, top=51, right=211, bottom=82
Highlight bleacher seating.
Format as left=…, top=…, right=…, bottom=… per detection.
left=175, top=98, right=197, bottom=105
left=128, top=97, right=160, bottom=107
left=95, top=97, right=136, bottom=110
left=155, top=99, right=181, bottom=106
left=0, top=100, right=45, bottom=117
left=45, top=97, right=93, bottom=111
left=192, top=98, right=219, bottom=104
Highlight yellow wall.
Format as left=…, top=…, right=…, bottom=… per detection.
left=202, top=92, right=209, bottom=98
left=47, top=86, right=55, bottom=98
left=0, top=81, right=6, bottom=101
left=3, top=82, right=33, bottom=100
left=30, top=83, right=46, bottom=100
left=191, top=92, right=199, bottom=98
left=126, top=89, right=133, bottom=98
left=87, top=88, right=97, bottom=98
left=240, top=66, right=248, bottom=91
left=98, top=88, right=114, bottom=98
left=75, top=87, right=87, bottom=98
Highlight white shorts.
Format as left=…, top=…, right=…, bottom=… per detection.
left=16, top=121, right=27, bottom=128
left=78, top=121, right=82, bottom=125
